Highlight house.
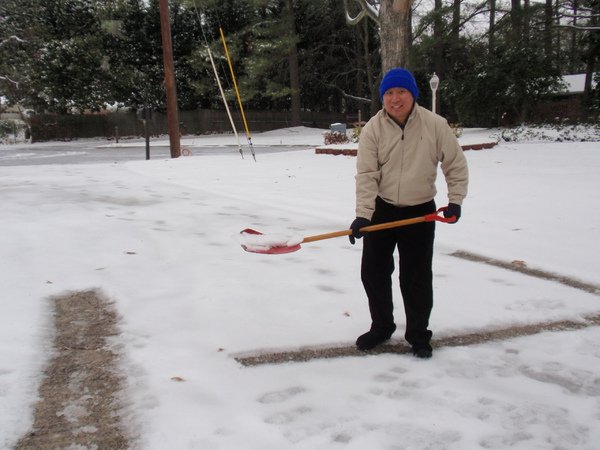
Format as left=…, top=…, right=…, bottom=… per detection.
left=534, top=73, right=598, bottom=122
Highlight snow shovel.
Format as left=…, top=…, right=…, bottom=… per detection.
left=240, top=207, right=456, bottom=255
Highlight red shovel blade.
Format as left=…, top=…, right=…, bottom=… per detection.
left=240, top=228, right=302, bottom=254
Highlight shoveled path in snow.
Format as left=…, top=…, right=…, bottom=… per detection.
left=235, top=313, right=600, bottom=366
left=15, top=290, right=130, bottom=450
left=235, top=251, right=600, bottom=366
left=450, top=250, right=600, bottom=295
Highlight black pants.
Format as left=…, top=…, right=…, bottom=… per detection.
left=361, top=197, right=436, bottom=348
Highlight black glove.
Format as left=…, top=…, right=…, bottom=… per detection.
left=443, top=203, right=462, bottom=223
left=349, top=217, right=371, bottom=244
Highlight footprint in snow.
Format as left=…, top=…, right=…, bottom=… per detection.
left=258, top=386, right=306, bottom=404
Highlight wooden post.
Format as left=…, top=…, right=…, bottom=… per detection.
left=144, top=110, right=150, bottom=160
left=159, top=0, right=181, bottom=158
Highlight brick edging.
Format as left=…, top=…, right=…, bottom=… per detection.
left=461, top=142, right=498, bottom=151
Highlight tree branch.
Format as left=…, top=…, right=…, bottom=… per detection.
left=0, top=35, right=26, bottom=47
left=324, top=80, right=372, bottom=104
left=343, top=0, right=379, bottom=25
left=554, top=23, right=600, bottom=31
left=0, top=75, right=19, bottom=87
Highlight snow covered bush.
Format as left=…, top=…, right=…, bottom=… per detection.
left=323, top=131, right=350, bottom=145
left=493, top=123, right=600, bottom=142
left=0, top=119, right=30, bottom=144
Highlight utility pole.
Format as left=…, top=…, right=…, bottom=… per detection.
left=159, top=0, right=181, bottom=158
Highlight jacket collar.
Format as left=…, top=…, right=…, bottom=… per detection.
left=382, top=103, right=419, bottom=129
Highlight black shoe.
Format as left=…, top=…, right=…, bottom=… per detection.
left=356, top=326, right=396, bottom=351
left=412, top=346, right=432, bottom=359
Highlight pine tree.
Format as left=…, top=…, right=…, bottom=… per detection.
left=0, top=0, right=44, bottom=109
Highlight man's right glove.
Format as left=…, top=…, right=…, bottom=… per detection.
left=443, top=203, right=462, bottom=223
left=349, top=217, right=371, bottom=244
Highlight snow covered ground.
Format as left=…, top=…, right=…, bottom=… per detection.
left=1, top=125, right=599, bottom=449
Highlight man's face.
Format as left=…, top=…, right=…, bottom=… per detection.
left=382, top=87, right=414, bottom=124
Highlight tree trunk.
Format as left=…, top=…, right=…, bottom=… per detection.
left=285, top=0, right=302, bottom=126
left=159, top=0, right=181, bottom=158
left=509, top=0, right=527, bottom=122
left=569, top=0, right=578, bottom=73
left=433, top=0, right=444, bottom=113
left=511, top=0, right=522, bottom=42
left=554, top=0, right=562, bottom=67
left=379, top=0, right=413, bottom=72
left=544, top=0, right=553, bottom=59
left=489, top=0, right=496, bottom=53
left=433, top=0, right=444, bottom=76
left=523, top=0, right=530, bottom=46
left=583, top=0, right=599, bottom=104
left=451, top=0, right=461, bottom=48
left=360, top=20, right=379, bottom=116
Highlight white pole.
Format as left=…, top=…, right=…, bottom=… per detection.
left=207, top=47, right=243, bottom=159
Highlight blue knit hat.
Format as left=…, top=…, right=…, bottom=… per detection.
left=379, top=68, right=419, bottom=101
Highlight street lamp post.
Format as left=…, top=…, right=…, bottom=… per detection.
left=429, top=72, right=439, bottom=114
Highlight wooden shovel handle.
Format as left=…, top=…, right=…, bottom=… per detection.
left=301, top=209, right=453, bottom=244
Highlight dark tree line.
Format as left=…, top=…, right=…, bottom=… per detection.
left=416, top=0, right=600, bottom=124
left=1, top=0, right=598, bottom=127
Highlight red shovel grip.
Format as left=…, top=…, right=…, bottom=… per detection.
left=424, top=207, right=457, bottom=224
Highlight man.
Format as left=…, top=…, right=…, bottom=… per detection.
left=349, top=67, right=468, bottom=359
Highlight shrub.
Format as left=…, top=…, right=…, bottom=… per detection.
left=350, top=126, right=362, bottom=143
left=0, top=120, right=14, bottom=137
left=450, top=123, right=463, bottom=138
left=323, top=130, right=350, bottom=145
left=0, top=119, right=30, bottom=143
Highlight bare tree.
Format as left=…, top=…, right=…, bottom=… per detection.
left=343, top=0, right=414, bottom=72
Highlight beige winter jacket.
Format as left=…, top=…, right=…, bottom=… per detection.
left=355, top=104, right=469, bottom=220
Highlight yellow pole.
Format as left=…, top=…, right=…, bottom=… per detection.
left=219, top=27, right=255, bottom=161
